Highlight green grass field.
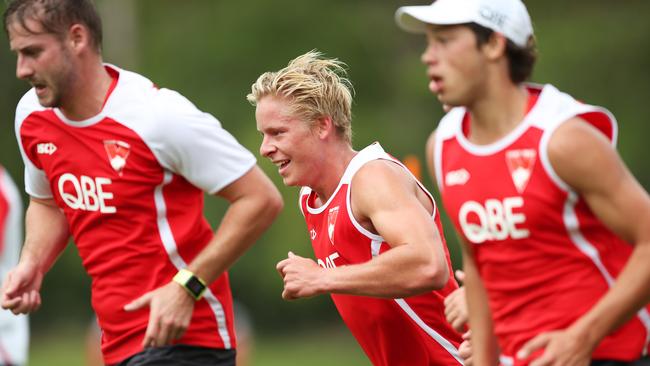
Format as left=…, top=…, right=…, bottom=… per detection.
left=28, top=325, right=371, bottom=366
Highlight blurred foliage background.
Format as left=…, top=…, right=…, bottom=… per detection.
left=1, top=0, right=649, bottom=364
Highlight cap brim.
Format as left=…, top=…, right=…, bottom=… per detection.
left=395, top=6, right=430, bottom=33
left=395, top=3, right=477, bottom=33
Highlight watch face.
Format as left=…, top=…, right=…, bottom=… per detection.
left=187, top=276, right=205, bottom=296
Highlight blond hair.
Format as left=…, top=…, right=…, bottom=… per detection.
left=247, top=50, right=354, bottom=143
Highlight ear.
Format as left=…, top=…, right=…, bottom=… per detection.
left=315, top=116, right=336, bottom=140
left=482, top=32, right=508, bottom=61
left=67, top=24, right=90, bottom=53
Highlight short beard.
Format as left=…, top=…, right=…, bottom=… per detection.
left=45, top=48, right=76, bottom=109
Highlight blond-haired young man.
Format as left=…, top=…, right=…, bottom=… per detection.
left=249, top=51, right=463, bottom=366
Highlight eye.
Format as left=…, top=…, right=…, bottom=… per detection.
left=435, top=36, right=449, bottom=44
left=20, top=46, right=42, bottom=58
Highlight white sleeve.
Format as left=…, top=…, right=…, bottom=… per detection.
left=14, top=91, right=53, bottom=199
left=151, top=89, right=256, bottom=194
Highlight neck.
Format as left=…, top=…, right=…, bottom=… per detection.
left=59, top=56, right=112, bottom=121
left=466, top=79, right=530, bottom=145
left=312, top=142, right=357, bottom=204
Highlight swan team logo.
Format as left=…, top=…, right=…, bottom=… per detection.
left=505, top=149, right=536, bottom=194
left=103, top=140, right=131, bottom=176
left=327, top=206, right=339, bottom=245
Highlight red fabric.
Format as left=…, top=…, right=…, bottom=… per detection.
left=300, top=147, right=463, bottom=366
left=17, top=72, right=237, bottom=364
left=438, top=85, right=648, bottom=364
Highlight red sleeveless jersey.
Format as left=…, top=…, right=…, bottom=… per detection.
left=15, top=65, right=256, bottom=364
left=434, top=84, right=650, bottom=364
left=300, top=143, right=463, bottom=366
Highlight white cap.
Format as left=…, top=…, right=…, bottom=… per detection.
left=395, top=0, right=533, bottom=47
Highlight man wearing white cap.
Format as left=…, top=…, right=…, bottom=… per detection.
left=396, top=0, right=650, bottom=365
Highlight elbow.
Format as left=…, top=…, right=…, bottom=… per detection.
left=415, top=261, right=449, bottom=293
left=263, top=187, right=284, bottom=220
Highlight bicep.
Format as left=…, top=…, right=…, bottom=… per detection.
left=214, top=165, right=279, bottom=204
left=352, top=162, right=443, bottom=252
left=25, top=197, right=69, bottom=244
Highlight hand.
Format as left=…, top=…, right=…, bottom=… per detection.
left=459, top=330, right=473, bottom=366
left=124, top=281, right=196, bottom=348
left=1, top=260, right=43, bottom=314
left=444, top=270, right=468, bottom=332
left=276, top=252, right=324, bottom=300
left=516, top=328, right=593, bottom=366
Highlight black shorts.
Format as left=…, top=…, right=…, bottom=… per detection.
left=592, top=356, right=650, bottom=366
left=112, top=345, right=236, bottom=366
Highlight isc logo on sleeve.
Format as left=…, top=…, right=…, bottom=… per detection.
left=459, top=197, right=529, bottom=244
left=57, top=173, right=117, bottom=213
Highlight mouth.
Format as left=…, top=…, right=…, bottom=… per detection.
left=273, top=159, right=290, bottom=174
left=32, top=81, right=48, bottom=95
left=428, top=74, right=444, bottom=94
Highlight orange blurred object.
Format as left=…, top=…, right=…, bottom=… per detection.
left=402, top=154, right=422, bottom=181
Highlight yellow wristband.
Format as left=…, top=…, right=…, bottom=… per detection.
left=173, top=269, right=207, bottom=300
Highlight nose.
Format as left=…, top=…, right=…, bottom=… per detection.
left=421, top=42, right=438, bottom=66
left=259, top=135, right=276, bottom=158
left=15, top=54, right=33, bottom=80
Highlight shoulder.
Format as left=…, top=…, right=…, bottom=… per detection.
left=547, top=117, right=619, bottom=192
left=110, top=67, right=206, bottom=126
left=351, top=159, right=414, bottom=207
left=548, top=116, right=615, bottom=158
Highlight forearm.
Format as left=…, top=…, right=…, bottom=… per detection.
left=569, top=242, right=650, bottom=348
left=463, top=249, right=499, bottom=366
left=20, top=198, right=70, bottom=273
left=321, top=243, right=449, bottom=298
left=188, top=190, right=282, bottom=284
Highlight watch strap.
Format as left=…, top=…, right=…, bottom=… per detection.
left=173, top=268, right=207, bottom=300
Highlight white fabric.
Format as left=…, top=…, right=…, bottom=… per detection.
left=14, top=91, right=52, bottom=199
left=395, top=0, right=533, bottom=47
left=15, top=64, right=255, bottom=197
left=0, top=169, right=28, bottom=365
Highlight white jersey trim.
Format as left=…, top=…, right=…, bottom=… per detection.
left=154, top=171, right=231, bottom=348
left=563, top=191, right=650, bottom=353
left=529, top=86, right=650, bottom=354
left=433, top=107, right=464, bottom=193
left=370, top=239, right=383, bottom=258
left=538, top=106, right=618, bottom=193
left=298, top=186, right=311, bottom=217
left=499, top=355, right=514, bottom=366
left=454, top=83, right=547, bottom=156
left=53, top=108, right=106, bottom=127
left=394, top=298, right=463, bottom=364
left=14, top=91, right=52, bottom=199
left=433, top=130, right=445, bottom=193
left=342, top=143, right=438, bottom=244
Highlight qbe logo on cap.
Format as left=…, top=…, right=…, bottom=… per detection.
left=478, top=5, right=508, bottom=28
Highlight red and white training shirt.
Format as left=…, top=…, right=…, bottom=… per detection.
left=300, top=143, right=463, bottom=366
left=434, top=84, right=650, bottom=365
left=15, top=65, right=256, bottom=364
left=0, top=167, right=28, bottom=365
